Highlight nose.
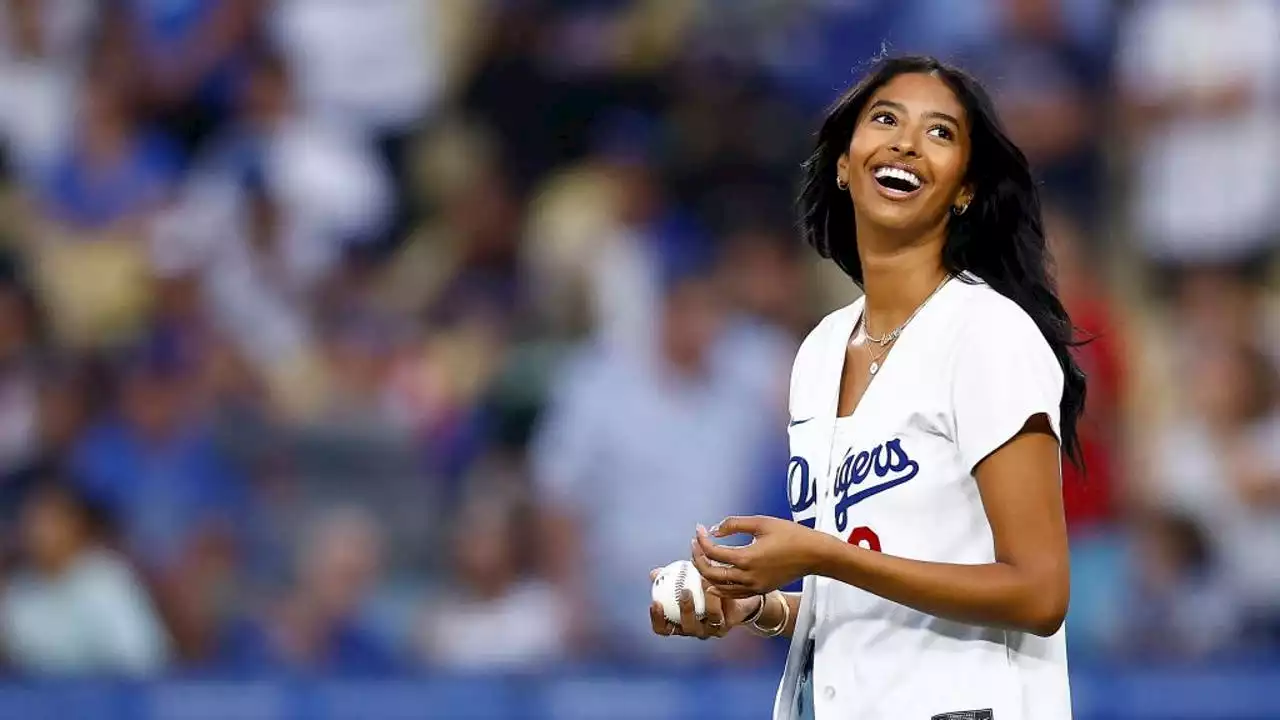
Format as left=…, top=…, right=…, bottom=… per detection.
left=889, top=139, right=919, bottom=158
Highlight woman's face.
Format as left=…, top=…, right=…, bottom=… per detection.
left=837, top=72, right=973, bottom=235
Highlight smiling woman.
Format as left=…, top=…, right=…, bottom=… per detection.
left=646, top=55, right=1087, bottom=720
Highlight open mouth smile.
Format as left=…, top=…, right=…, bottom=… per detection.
left=871, top=163, right=924, bottom=199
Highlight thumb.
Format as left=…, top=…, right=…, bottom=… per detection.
left=711, top=516, right=764, bottom=538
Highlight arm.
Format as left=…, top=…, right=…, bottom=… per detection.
left=809, top=417, right=1069, bottom=637
left=694, top=417, right=1070, bottom=638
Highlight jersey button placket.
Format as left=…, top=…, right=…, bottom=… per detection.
left=816, top=461, right=835, bottom=640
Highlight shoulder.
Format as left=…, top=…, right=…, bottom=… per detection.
left=939, top=276, right=1064, bottom=384
left=789, top=299, right=861, bottom=384
left=795, top=299, right=861, bottom=362
left=946, top=277, right=1054, bottom=352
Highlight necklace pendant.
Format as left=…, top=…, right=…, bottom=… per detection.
left=869, top=361, right=880, bottom=375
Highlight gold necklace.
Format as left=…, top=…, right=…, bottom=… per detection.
left=866, top=338, right=893, bottom=376
left=857, top=275, right=952, bottom=375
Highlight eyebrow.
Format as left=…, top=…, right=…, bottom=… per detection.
left=868, top=99, right=961, bottom=128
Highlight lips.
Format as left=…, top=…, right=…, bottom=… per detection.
left=870, top=163, right=925, bottom=199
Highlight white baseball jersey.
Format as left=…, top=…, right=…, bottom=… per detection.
left=772, top=273, right=1072, bottom=720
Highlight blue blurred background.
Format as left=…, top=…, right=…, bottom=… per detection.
left=0, top=0, right=1277, bottom=717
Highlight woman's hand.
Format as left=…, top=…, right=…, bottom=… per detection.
left=648, top=567, right=763, bottom=640
left=691, top=516, right=833, bottom=599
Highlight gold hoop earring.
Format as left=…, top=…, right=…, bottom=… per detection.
left=836, top=176, right=848, bottom=190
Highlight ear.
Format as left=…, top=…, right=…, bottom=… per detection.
left=836, top=153, right=850, bottom=186
left=955, top=184, right=974, bottom=210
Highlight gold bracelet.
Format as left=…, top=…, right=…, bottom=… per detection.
left=742, top=594, right=767, bottom=625
left=750, top=591, right=789, bottom=637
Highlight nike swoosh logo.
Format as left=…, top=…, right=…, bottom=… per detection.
left=788, top=417, right=814, bottom=427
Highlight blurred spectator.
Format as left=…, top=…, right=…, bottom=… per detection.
left=1171, top=265, right=1275, bottom=358
left=406, top=128, right=525, bottom=333
left=1117, top=0, right=1280, bottom=268
left=1115, top=510, right=1241, bottom=662
left=0, top=0, right=99, bottom=179
left=532, top=257, right=786, bottom=663
left=68, top=337, right=253, bottom=574
left=1143, top=339, right=1280, bottom=647
left=0, top=357, right=91, bottom=523
left=270, top=0, right=444, bottom=246
left=900, top=0, right=1110, bottom=62
left=148, top=173, right=322, bottom=421
left=417, top=473, right=566, bottom=670
left=244, top=505, right=399, bottom=675
left=582, top=111, right=715, bottom=358
left=0, top=481, right=170, bottom=675
left=150, top=517, right=246, bottom=669
left=35, top=34, right=180, bottom=233
left=714, top=0, right=902, bottom=113
left=955, top=0, right=1109, bottom=223
left=270, top=0, right=440, bottom=134
left=719, top=226, right=810, bottom=338
left=0, top=257, right=45, bottom=482
left=197, top=46, right=393, bottom=296
left=109, top=0, right=261, bottom=161
left=460, top=2, right=666, bottom=195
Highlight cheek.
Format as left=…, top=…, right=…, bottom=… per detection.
left=930, top=146, right=969, bottom=194
left=847, top=133, right=878, bottom=167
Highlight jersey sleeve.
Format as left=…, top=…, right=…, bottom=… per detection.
left=950, top=303, right=1065, bottom=475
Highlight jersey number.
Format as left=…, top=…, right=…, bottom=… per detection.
left=847, top=526, right=882, bottom=552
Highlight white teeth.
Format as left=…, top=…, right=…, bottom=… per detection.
left=873, top=166, right=922, bottom=188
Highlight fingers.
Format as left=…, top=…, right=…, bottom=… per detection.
left=650, top=601, right=678, bottom=637
left=691, top=536, right=750, bottom=586
left=710, top=515, right=764, bottom=538
left=701, top=584, right=728, bottom=637
left=695, top=531, right=749, bottom=568
left=678, top=589, right=704, bottom=638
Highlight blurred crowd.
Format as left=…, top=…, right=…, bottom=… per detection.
left=0, top=0, right=1275, bottom=680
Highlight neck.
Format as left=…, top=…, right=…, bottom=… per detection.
left=856, top=225, right=950, bottom=337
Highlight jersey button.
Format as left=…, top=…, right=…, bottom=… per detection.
left=823, top=686, right=836, bottom=700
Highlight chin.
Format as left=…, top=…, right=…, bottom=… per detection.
left=856, top=196, right=950, bottom=237
left=857, top=202, right=925, bottom=231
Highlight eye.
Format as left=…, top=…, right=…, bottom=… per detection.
left=869, top=111, right=896, bottom=126
left=928, top=125, right=955, bottom=141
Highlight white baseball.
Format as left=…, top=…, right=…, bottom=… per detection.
left=651, top=560, right=706, bottom=624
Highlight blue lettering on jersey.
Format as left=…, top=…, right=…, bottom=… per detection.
left=787, top=456, right=817, bottom=528
left=832, top=439, right=919, bottom=532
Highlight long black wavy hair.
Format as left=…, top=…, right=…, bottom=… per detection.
left=797, top=55, right=1088, bottom=468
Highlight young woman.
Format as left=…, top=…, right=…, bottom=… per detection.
left=648, top=55, right=1086, bottom=719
